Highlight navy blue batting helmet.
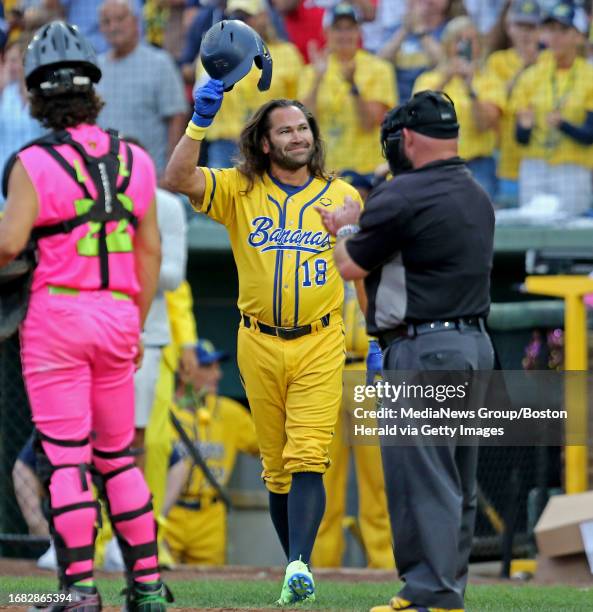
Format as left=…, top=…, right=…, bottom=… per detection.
left=200, top=19, right=272, bottom=92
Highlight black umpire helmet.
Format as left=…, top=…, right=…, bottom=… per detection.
left=24, top=20, right=102, bottom=97
left=381, top=90, right=459, bottom=174
left=200, top=19, right=273, bottom=92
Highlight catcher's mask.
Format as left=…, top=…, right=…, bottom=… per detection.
left=24, top=20, right=102, bottom=97
left=200, top=19, right=273, bottom=92
left=381, top=90, right=459, bottom=175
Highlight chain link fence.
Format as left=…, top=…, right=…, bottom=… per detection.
left=0, top=333, right=49, bottom=560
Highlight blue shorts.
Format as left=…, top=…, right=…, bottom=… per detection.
left=17, top=432, right=37, bottom=470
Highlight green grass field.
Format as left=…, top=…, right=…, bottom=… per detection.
left=0, top=576, right=592, bottom=611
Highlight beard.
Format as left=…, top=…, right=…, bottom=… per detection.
left=268, top=141, right=315, bottom=171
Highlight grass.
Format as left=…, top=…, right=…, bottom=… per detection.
left=0, top=576, right=591, bottom=610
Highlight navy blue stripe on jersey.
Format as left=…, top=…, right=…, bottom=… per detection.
left=205, top=169, right=217, bottom=215
left=277, top=196, right=290, bottom=326
left=294, top=251, right=302, bottom=328
left=293, top=180, right=332, bottom=327
left=268, top=194, right=284, bottom=326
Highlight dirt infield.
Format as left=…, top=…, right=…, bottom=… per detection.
left=0, top=558, right=398, bottom=584
left=1, top=556, right=585, bottom=585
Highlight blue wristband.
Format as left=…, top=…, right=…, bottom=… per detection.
left=191, top=111, right=214, bottom=128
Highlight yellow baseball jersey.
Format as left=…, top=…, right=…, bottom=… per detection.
left=170, top=394, right=258, bottom=501
left=297, top=50, right=397, bottom=174
left=510, top=56, right=593, bottom=168
left=485, top=48, right=527, bottom=180
left=197, top=41, right=303, bottom=142
left=162, top=280, right=198, bottom=371
left=413, top=68, right=506, bottom=160
left=194, top=168, right=363, bottom=327
left=343, top=282, right=368, bottom=359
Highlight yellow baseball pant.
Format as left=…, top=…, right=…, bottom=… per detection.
left=164, top=502, right=226, bottom=565
left=312, top=363, right=394, bottom=569
left=237, top=314, right=344, bottom=494
left=144, top=354, right=175, bottom=516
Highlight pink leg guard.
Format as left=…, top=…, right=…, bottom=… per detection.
left=94, top=450, right=160, bottom=583
left=38, top=435, right=98, bottom=586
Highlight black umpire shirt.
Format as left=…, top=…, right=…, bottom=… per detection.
left=346, top=157, right=495, bottom=336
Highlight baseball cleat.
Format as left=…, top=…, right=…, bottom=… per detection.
left=28, top=584, right=101, bottom=612
left=276, top=559, right=316, bottom=605
left=121, top=581, right=174, bottom=612
left=369, top=597, right=464, bottom=612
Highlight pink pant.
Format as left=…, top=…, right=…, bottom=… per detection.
left=20, top=289, right=159, bottom=583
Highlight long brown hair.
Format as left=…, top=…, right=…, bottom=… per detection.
left=236, top=99, right=331, bottom=193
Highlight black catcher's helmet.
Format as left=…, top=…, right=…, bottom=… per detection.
left=24, top=21, right=102, bottom=97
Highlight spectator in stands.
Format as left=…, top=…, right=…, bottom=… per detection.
left=463, top=0, right=506, bottom=35
left=378, top=0, right=454, bottom=103
left=358, top=0, right=405, bottom=53
left=96, top=0, right=188, bottom=179
left=0, top=4, right=7, bottom=52
left=143, top=0, right=197, bottom=60
left=485, top=0, right=542, bottom=206
left=298, top=2, right=396, bottom=178
left=312, top=0, right=376, bottom=21
left=0, top=36, right=44, bottom=211
left=270, top=0, right=325, bottom=62
left=161, top=339, right=258, bottom=565
left=179, top=0, right=226, bottom=86
left=511, top=0, right=593, bottom=215
left=413, top=16, right=505, bottom=198
left=39, top=0, right=143, bottom=54
left=196, top=0, right=303, bottom=168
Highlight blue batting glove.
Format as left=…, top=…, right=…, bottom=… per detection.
left=366, top=340, right=383, bottom=385
left=191, top=79, right=225, bottom=128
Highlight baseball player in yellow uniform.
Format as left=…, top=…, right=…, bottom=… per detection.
left=311, top=172, right=392, bottom=570
left=164, top=77, right=362, bottom=603
left=145, top=280, right=199, bottom=518
left=162, top=339, right=258, bottom=565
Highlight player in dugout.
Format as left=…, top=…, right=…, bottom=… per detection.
left=161, top=339, right=258, bottom=565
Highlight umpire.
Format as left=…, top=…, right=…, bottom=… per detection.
left=318, top=90, right=495, bottom=612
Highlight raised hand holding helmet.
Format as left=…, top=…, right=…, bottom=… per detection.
left=192, top=79, right=225, bottom=128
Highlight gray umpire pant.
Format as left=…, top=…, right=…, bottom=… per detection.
left=381, top=328, right=494, bottom=609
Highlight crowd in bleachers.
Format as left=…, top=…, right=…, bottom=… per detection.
left=1, top=0, right=593, bottom=214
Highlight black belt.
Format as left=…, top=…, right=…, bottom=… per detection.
left=378, top=317, right=486, bottom=350
left=345, top=355, right=365, bottom=365
left=242, top=312, right=331, bottom=341
left=175, top=497, right=220, bottom=511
